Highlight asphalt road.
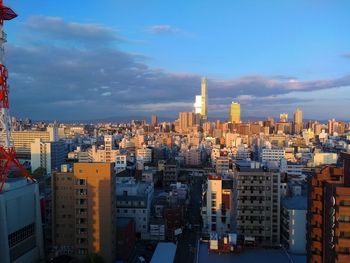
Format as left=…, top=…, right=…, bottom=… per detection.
left=174, top=174, right=203, bottom=263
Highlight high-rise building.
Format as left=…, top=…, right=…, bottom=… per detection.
left=52, top=163, right=116, bottom=262
left=151, top=115, right=158, bottom=126
left=178, top=112, right=200, bottom=132
left=194, top=95, right=202, bottom=114
left=229, top=102, right=241, bottom=123
left=294, top=108, right=303, bottom=124
left=0, top=178, right=44, bottom=263
left=234, top=161, right=281, bottom=246
left=201, top=77, right=208, bottom=121
left=293, top=108, right=303, bottom=134
left=307, top=153, right=350, bottom=263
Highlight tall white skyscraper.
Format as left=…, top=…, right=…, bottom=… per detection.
left=200, top=77, right=208, bottom=120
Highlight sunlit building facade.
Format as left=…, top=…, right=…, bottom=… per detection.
left=229, top=102, right=241, bottom=123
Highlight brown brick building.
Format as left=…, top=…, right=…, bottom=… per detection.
left=307, top=152, right=350, bottom=263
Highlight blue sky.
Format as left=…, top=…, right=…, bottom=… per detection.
left=5, top=0, right=350, bottom=121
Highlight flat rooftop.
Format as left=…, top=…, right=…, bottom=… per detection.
left=198, top=244, right=306, bottom=263
left=282, top=195, right=307, bottom=210
left=150, top=242, right=177, bottom=263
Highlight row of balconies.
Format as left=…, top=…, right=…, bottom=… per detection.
left=237, top=190, right=269, bottom=196
left=237, top=200, right=268, bottom=206
left=237, top=210, right=267, bottom=216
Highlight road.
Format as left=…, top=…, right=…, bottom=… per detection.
left=174, top=174, right=203, bottom=263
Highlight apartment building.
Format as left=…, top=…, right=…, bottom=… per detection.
left=136, top=147, right=152, bottom=163
left=216, top=157, right=230, bottom=175
left=163, top=161, right=179, bottom=187
left=281, top=195, right=307, bottom=254
left=261, top=148, right=285, bottom=163
left=89, top=135, right=119, bottom=163
left=201, top=174, right=234, bottom=235
left=234, top=161, right=281, bottom=246
left=116, top=178, right=154, bottom=237
left=307, top=152, right=350, bottom=263
left=30, top=138, right=66, bottom=173
left=52, top=163, right=116, bottom=263
left=182, top=148, right=201, bottom=166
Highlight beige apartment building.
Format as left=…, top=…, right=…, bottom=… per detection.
left=52, top=163, right=116, bottom=262
left=234, top=160, right=281, bottom=246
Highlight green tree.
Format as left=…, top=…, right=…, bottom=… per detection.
left=32, top=167, right=47, bottom=178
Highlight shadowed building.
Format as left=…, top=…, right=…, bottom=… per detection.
left=52, top=163, right=116, bottom=262
left=307, top=152, right=350, bottom=263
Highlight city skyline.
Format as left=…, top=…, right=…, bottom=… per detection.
left=1, top=2, right=350, bottom=263
left=5, top=0, right=350, bottom=121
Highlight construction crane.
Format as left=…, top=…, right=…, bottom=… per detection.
left=0, top=0, right=34, bottom=192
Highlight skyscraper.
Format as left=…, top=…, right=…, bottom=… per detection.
left=229, top=102, right=241, bottom=123
left=194, top=95, right=202, bottom=114
left=200, top=77, right=208, bottom=121
left=151, top=115, right=158, bottom=126
left=293, top=108, right=303, bottom=134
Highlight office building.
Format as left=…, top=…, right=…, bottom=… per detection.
left=0, top=178, right=44, bottom=263
left=151, top=115, right=158, bottom=126
left=307, top=153, right=350, bottom=263
left=30, top=138, right=66, bottom=173
left=178, top=112, right=200, bottom=133
left=52, top=163, right=116, bottom=262
left=293, top=108, right=303, bottom=134
left=200, top=77, right=208, bottom=120
left=201, top=174, right=234, bottom=235
left=261, top=148, right=285, bottom=163
left=201, top=77, right=208, bottom=121
left=9, top=127, right=58, bottom=158
left=229, top=102, right=241, bottom=124
left=235, top=161, right=281, bottom=246
left=194, top=95, right=202, bottom=114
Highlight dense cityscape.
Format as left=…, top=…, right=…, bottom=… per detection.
left=1, top=1, right=350, bottom=263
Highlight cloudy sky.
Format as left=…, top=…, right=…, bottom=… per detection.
left=4, top=0, right=350, bottom=121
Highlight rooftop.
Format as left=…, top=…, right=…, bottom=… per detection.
left=282, top=195, right=307, bottom=210
left=150, top=242, right=177, bottom=263
left=198, top=244, right=306, bottom=263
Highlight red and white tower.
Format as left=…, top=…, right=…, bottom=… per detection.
left=0, top=0, right=34, bottom=192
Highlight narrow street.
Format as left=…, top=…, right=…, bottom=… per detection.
left=174, top=174, right=203, bottom=263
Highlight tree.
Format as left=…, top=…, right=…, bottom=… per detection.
left=32, top=167, right=47, bottom=178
